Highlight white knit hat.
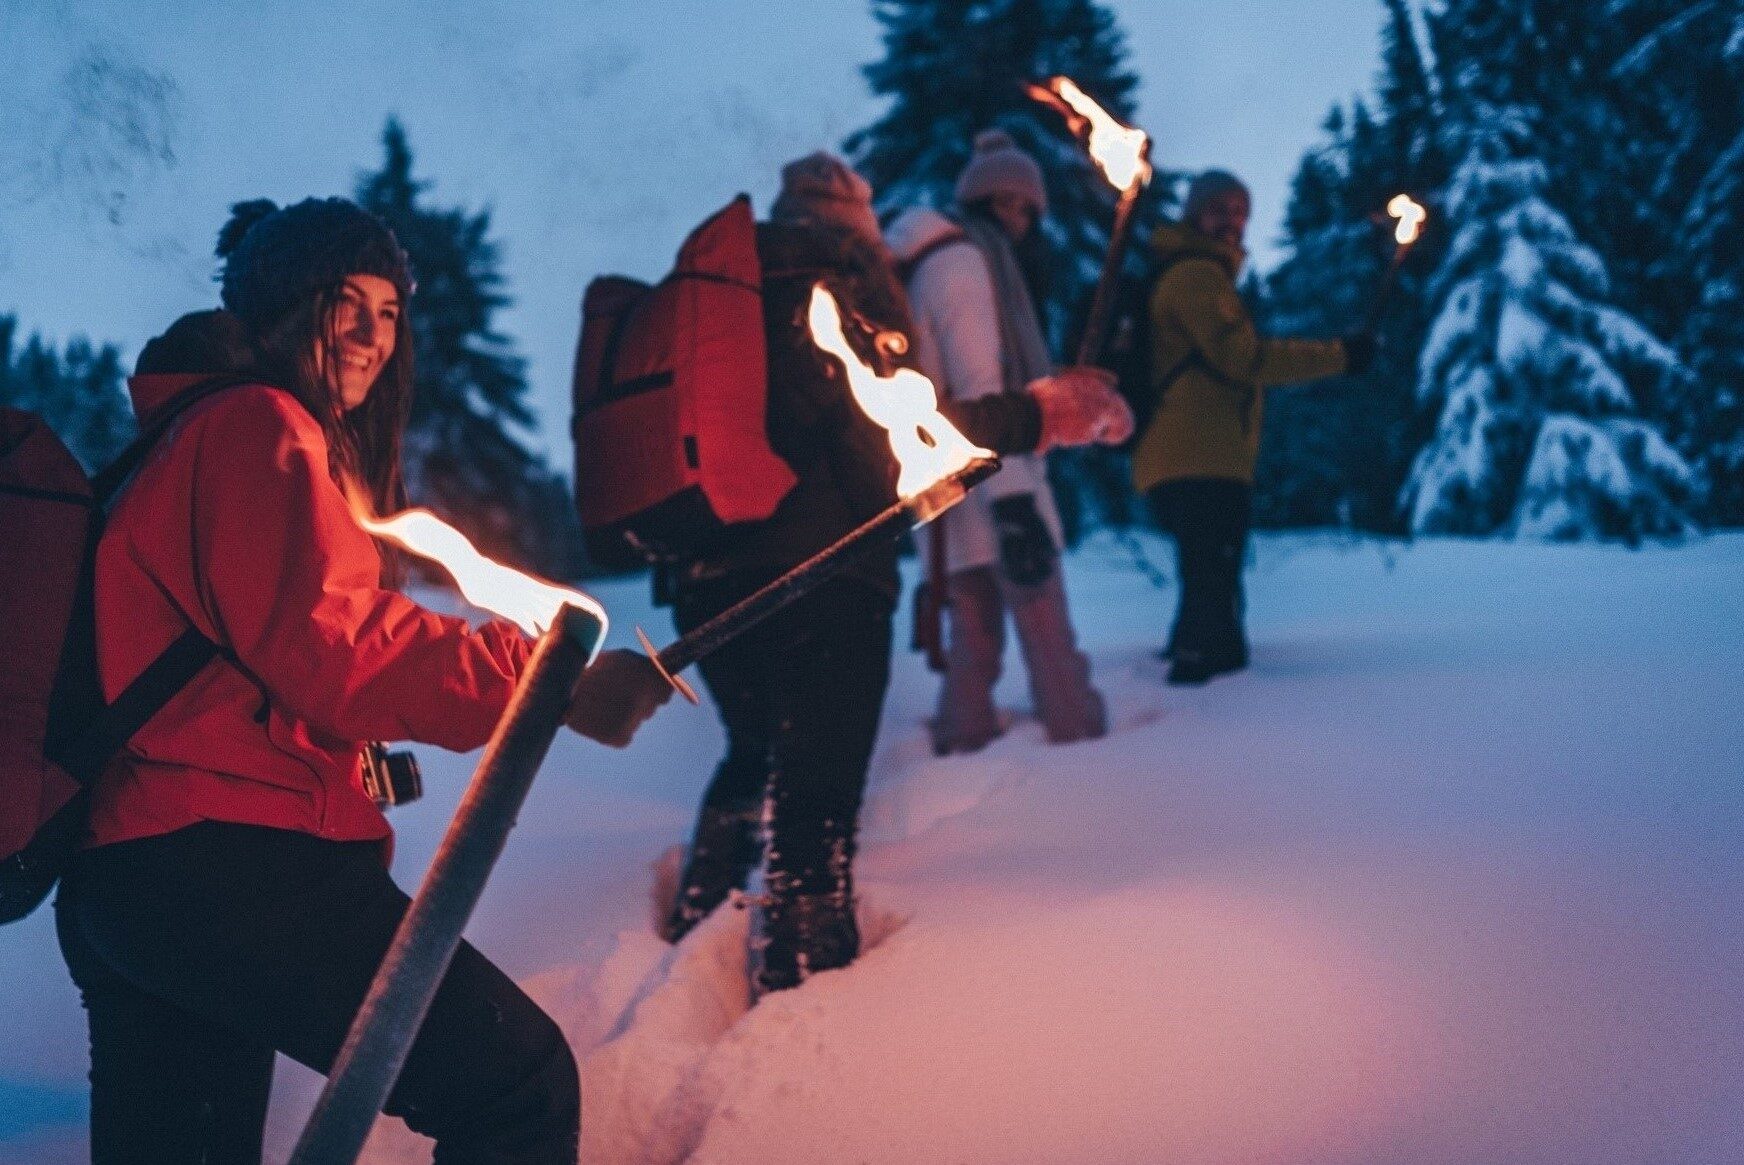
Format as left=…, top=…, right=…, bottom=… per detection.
left=953, top=129, right=1048, bottom=217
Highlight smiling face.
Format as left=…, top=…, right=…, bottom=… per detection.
left=317, top=274, right=401, bottom=411
left=1190, top=189, right=1251, bottom=253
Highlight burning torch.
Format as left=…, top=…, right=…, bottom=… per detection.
left=290, top=285, right=999, bottom=1164
left=641, top=285, right=1001, bottom=701
left=1025, top=76, right=1153, bottom=366
left=1362, top=193, right=1429, bottom=333
left=289, top=517, right=609, bottom=1165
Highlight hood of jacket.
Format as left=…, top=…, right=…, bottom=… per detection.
left=1150, top=219, right=1244, bottom=279
left=127, top=309, right=260, bottom=423
left=127, top=373, right=218, bottom=421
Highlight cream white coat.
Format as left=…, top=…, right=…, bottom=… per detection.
left=886, top=207, right=1064, bottom=573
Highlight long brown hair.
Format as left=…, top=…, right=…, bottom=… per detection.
left=252, top=284, right=413, bottom=519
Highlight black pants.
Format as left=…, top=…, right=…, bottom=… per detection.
left=55, top=823, right=579, bottom=1165
left=672, top=573, right=895, bottom=898
left=1147, top=478, right=1253, bottom=660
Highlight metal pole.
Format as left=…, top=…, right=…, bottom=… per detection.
left=1076, top=176, right=1147, bottom=368
left=653, top=457, right=1000, bottom=680
left=288, top=602, right=604, bottom=1165
left=1361, top=242, right=1414, bottom=335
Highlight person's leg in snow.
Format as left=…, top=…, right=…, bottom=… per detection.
left=58, top=823, right=579, bottom=1165
left=56, top=893, right=275, bottom=1165
left=932, top=565, right=1007, bottom=755
left=999, top=566, right=1106, bottom=744
left=659, top=644, right=774, bottom=943
left=1204, top=482, right=1253, bottom=673
left=752, top=581, right=891, bottom=995
left=1148, top=479, right=1251, bottom=684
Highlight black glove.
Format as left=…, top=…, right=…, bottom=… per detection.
left=1342, top=332, right=1379, bottom=376
left=991, top=494, right=1057, bottom=588
left=566, top=649, right=673, bottom=749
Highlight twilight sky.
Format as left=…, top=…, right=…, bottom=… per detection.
left=0, top=0, right=1386, bottom=462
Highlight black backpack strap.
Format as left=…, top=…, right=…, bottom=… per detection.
left=50, top=374, right=255, bottom=783
left=51, top=628, right=222, bottom=784
left=1148, top=252, right=1254, bottom=405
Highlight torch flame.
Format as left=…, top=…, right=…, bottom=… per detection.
left=360, top=509, right=608, bottom=642
left=806, top=286, right=990, bottom=500
left=1027, top=76, right=1151, bottom=193
left=1388, top=194, right=1428, bottom=246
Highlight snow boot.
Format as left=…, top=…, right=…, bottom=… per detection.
left=661, top=803, right=762, bottom=943
left=748, top=884, right=859, bottom=998
left=1166, top=641, right=1248, bottom=686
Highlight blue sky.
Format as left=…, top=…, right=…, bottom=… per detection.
left=0, top=0, right=1386, bottom=462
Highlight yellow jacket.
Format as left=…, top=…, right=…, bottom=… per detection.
left=1131, top=222, right=1348, bottom=491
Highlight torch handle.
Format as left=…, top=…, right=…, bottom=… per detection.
left=655, top=458, right=1000, bottom=677
left=287, top=604, right=602, bottom=1165
left=1361, top=243, right=1411, bottom=335
left=1075, top=178, right=1146, bottom=368
left=656, top=497, right=917, bottom=676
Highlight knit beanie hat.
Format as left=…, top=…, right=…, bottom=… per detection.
left=953, top=129, right=1047, bottom=217
left=1183, top=170, right=1250, bottom=222
left=770, top=152, right=882, bottom=245
left=216, top=197, right=414, bottom=336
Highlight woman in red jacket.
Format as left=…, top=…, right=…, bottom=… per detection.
left=53, top=197, right=668, bottom=1165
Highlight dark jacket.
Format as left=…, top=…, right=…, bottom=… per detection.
left=673, top=220, right=1042, bottom=601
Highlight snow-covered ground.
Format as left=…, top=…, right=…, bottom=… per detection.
left=3, top=532, right=1741, bottom=1164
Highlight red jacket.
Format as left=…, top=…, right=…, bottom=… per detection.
left=88, top=377, right=533, bottom=848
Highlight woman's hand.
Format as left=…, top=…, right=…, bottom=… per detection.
left=565, top=650, right=674, bottom=748
left=1028, top=367, right=1135, bottom=450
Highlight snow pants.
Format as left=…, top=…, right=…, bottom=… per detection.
left=671, top=573, right=894, bottom=908
left=931, top=564, right=1106, bottom=755
left=1146, top=477, right=1253, bottom=660
left=55, top=822, right=579, bottom=1165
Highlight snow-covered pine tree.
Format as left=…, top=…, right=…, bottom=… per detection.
left=843, top=0, right=1167, bottom=538
left=1403, top=108, right=1696, bottom=541
left=1678, top=121, right=1744, bottom=523
left=0, top=314, right=133, bottom=471
left=1258, top=0, right=1447, bottom=532
left=356, top=120, right=586, bottom=577
left=1607, top=0, right=1744, bottom=523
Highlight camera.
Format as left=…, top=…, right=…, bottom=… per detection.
left=361, top=743, right=422, bottom=808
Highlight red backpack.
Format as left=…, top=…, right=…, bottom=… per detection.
left=0, top=379, right=240, bottom=923
left=572, top=196, right=796, bottom=561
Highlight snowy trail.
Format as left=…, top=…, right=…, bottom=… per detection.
left=3, top=534, right=1740, bottom=1164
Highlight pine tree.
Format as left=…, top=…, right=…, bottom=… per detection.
left=1402, top=108, right=1696, bottom=540
left=355, top=120, right=585, bottom=577
left=0, top=315, right=134, bottom=471
left=844, top=0, right=1169, bottom=538
left=1607, top=0, right=1744, bottom=522
left=1257, top=0, right=1446, bottom=532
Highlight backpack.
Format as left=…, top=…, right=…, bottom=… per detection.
left=571, top=195, right=797, bottom=563
left=0, top=376, right=243, bottom=923
left=1094, top=250, right=1248, bottom=439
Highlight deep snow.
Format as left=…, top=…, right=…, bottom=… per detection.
left=2, top=532, right=1740, bottom=1164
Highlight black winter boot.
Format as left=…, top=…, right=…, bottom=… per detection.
left=662, top=804, right=762, bottom=943
left=1166, top=641, right=1248, bottom=686
left=749, top=887, right=860, bottom=997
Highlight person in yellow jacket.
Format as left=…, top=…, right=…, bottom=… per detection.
left=1131, top=170, right=1375, bottom=684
